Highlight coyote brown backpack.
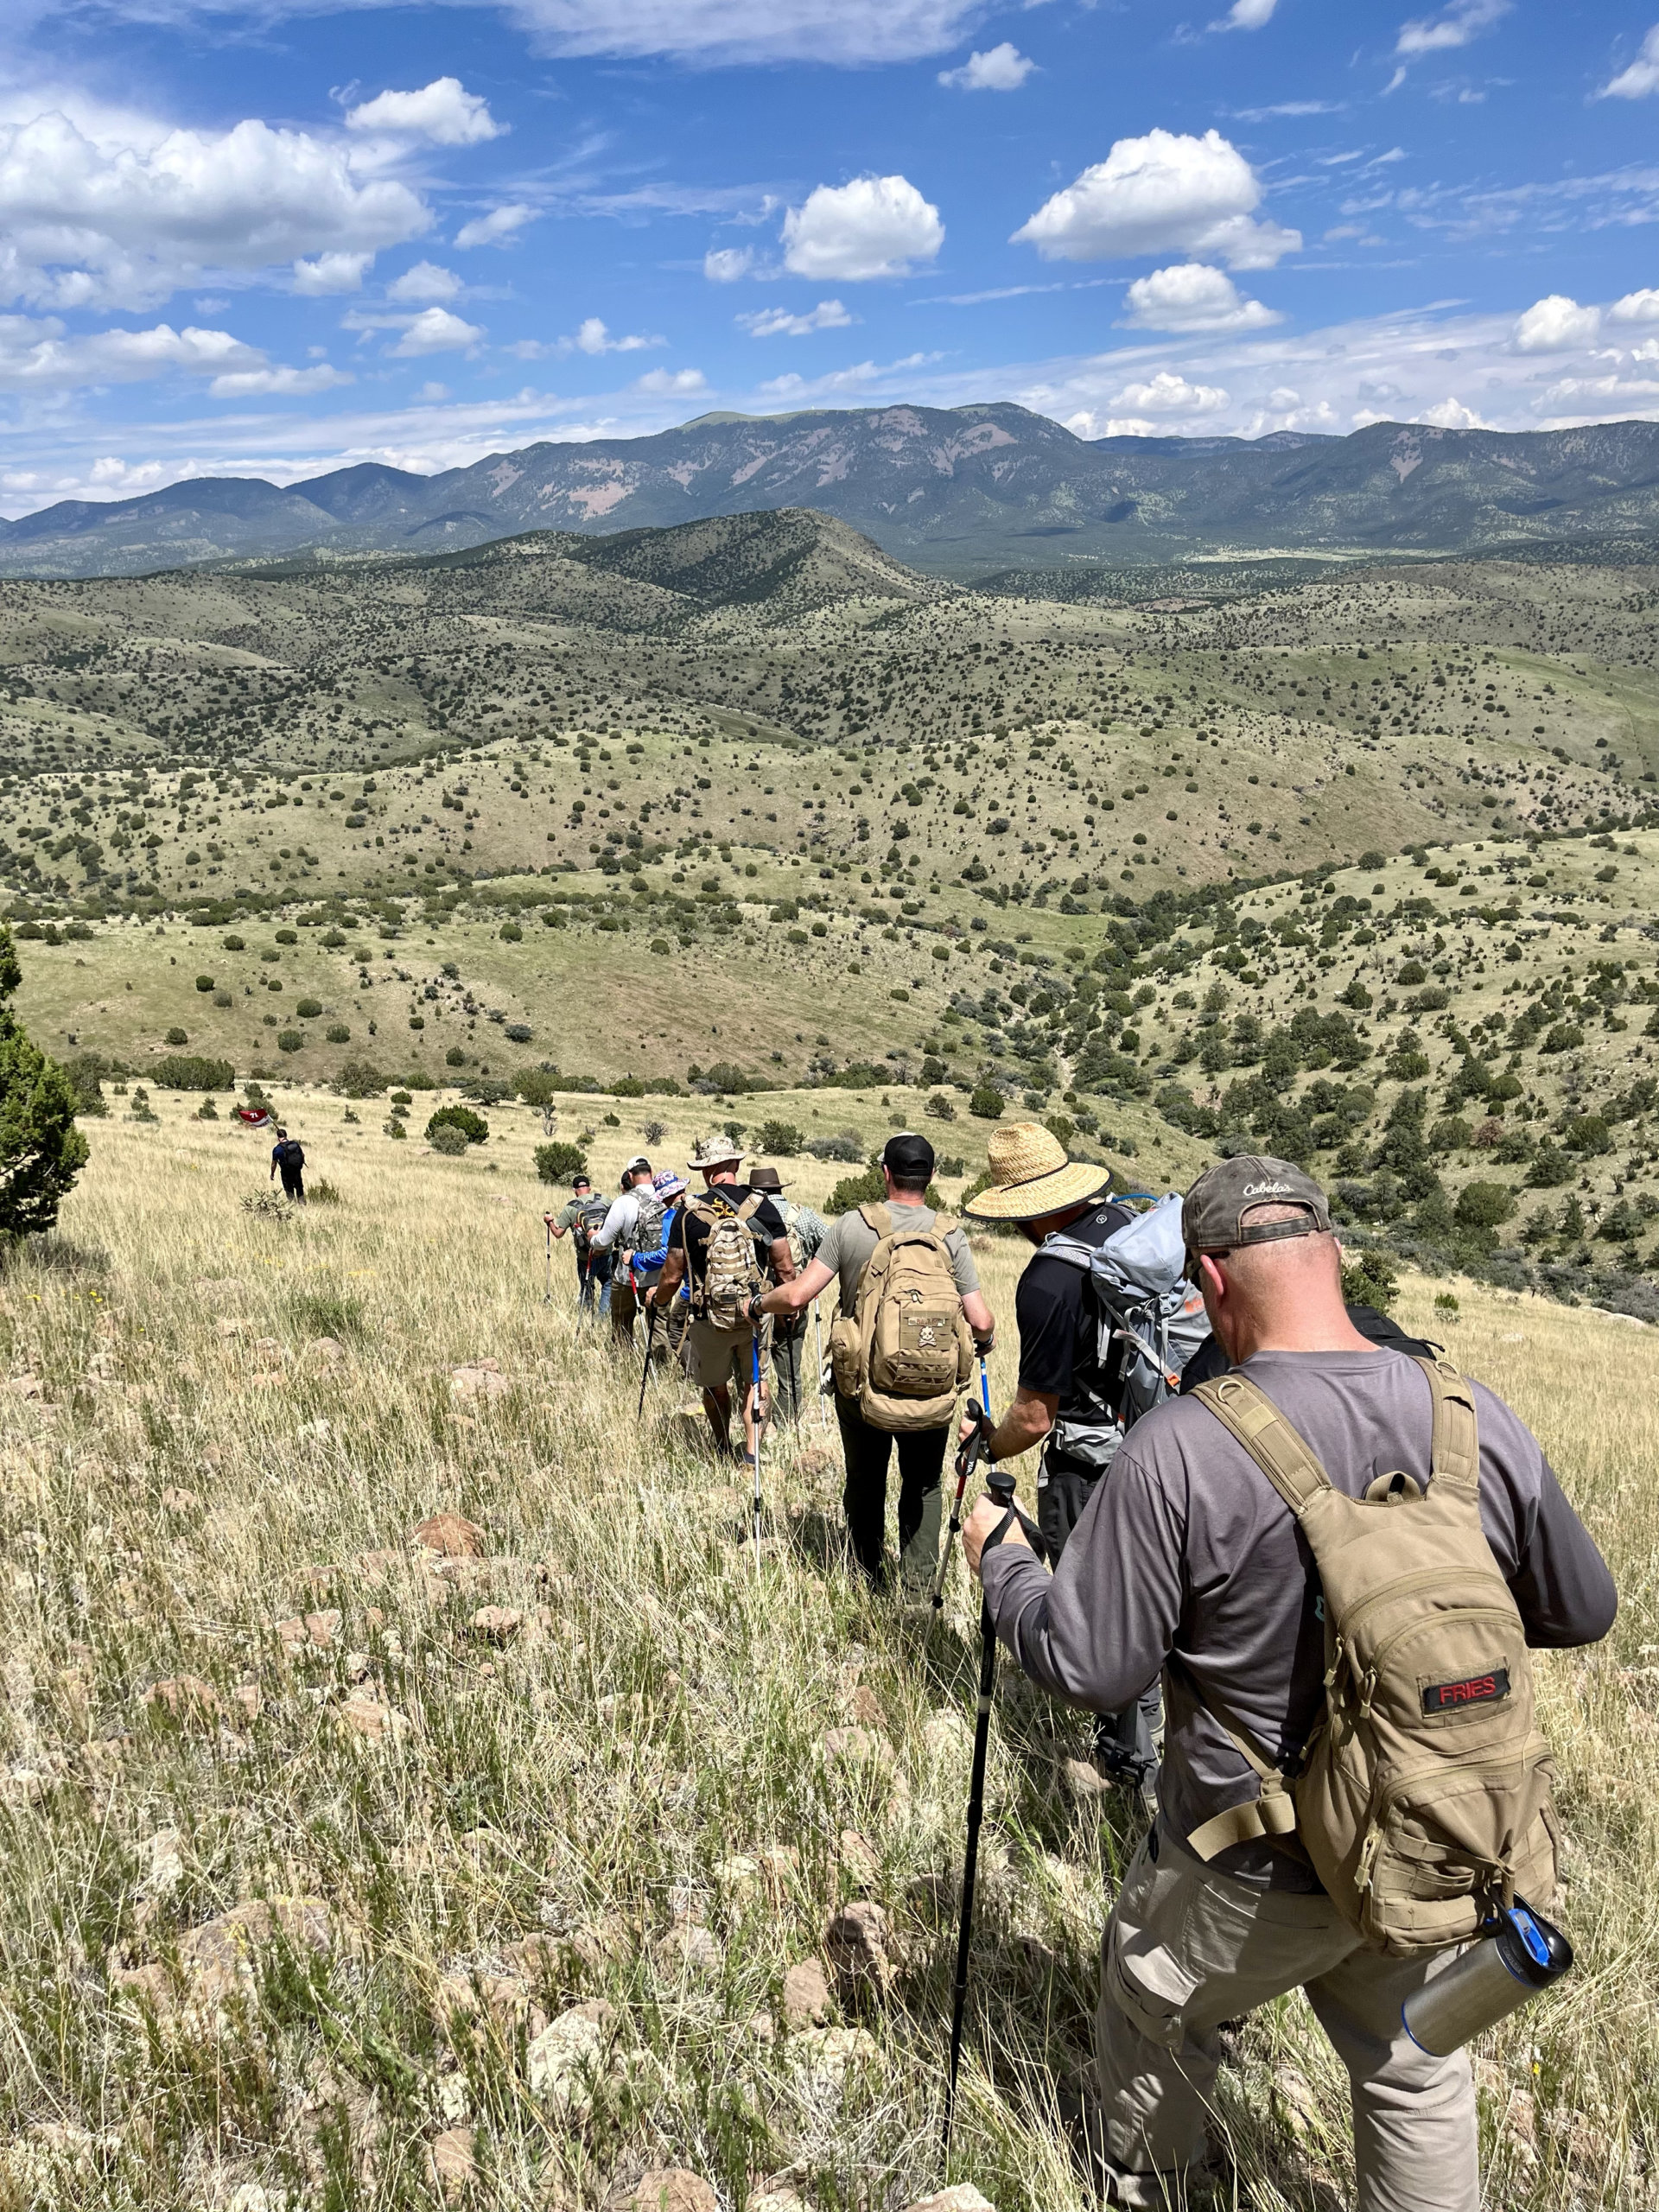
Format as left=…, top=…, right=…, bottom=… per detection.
left=681, top=1188, right=766, bottom=1329
left=829, top=1204, right=974, bottom=1433
left=1185, top=1356, right=1558, bottom=1955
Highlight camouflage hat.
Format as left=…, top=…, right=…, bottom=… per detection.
left=1182, top=1155, right=1333, bottom=1255
left=688, top=1135, right=745, bottom=1170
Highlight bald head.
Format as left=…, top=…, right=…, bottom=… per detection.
left=1198, top=1201, right=1368, bottom=1362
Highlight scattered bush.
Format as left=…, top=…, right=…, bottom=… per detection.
left=325, top=1024, right=351, bottom=1044
left=757, top=1119, right=803, bottom=1157
left=804, top=1128, right=863, bottom=1162
left=925, top=1091, right=957, bottom=1120
left=969, top=1084, right=1006, bottom=1120
left=535, top=1141, right=588, bottom=1183
left=446, top=1047, right=467, bottom=1067
left=333, top=1060, right=388, bottom=1099
left=427, top=1104, right=488, bottom=1147
left=296, top=998, right=323, bottom=1020
left=505, top=1023, right=532, bottom=1044
left=429, top=1122, right=470, bottom=1156
left=277, top=1031, right=305, bottom=1053
left=151, top=1055, right=236, bottom=1091
left=289, top=1285, right=360, bottom=1336
left=1455, top=1180, right=1516, bottom=1230
left=195, top=975, right=214, bottom=993
left=165, top=1027, right=189, bottom=1046
left=223, top=934, right=245, bottom=951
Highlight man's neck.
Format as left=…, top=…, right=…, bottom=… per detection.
left=1225, top=1305, right=1376, bottom=1360
left=887, top=1189, right=927, bottom=1209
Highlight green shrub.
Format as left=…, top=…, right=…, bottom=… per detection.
left=275, top=929, right=298, bottom=946
left=969, top=1084, right=1005, bottom=1120
left=427, top=1103, right=488, bottom=1146
left=277, top=1031, right=304, bottom=1053
left=195, top=975, right=214, bottom=993
left=0, top=927, right=88, bottom=1234
left=499, top=921, right=523, bottom=942
left=288, top=1287, right=362, bottom=1338
left=925, top=1091, right=956, bottom=1120
left=165, top=1027, right=188, bottom=1046
left=1455, top=1180, right=1516, bottom=1229
left=535, top=1141, right=588, bottom=1183
left=325, top=1024, right=351, bottom=1044
left=151, top=1054, right=235, bottom=1090
left=756, top=1120, right=803, bottom=1157
left=505, top=1023, right=532, bottom=1044
left=296, top=998, right=323, bottom=1019
left=429, top=1122, right=469, bottom=1156
left=446, top=1047, right=467, bottom=1067
left=333, top=1060, right=387, bottom=1098
left=222, top=933, right=245, bottom=951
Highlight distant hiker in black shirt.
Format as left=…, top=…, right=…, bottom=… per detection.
left=270, top=1127, right=306, bottom=1205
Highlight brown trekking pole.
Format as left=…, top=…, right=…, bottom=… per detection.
left=933, top=1351, right=992, bottom=1611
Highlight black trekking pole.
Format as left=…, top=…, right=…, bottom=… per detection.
left=943, top=1459, right=1020, bottom=2160
left=636, top=1296, right=658, bottom=1421
left=543, top=1219, right=553, bottom=1306
left=933, top=1351, right=992, bottom=1612
left=750, top=1329, right=765, bottom=1558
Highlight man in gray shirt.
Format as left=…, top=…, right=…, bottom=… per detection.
left=963, top=1155, right=1615, bottom=2212
left=749, top=1130, right=995, bottom=1589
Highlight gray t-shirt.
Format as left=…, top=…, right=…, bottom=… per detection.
left=817, top=1202, right=981, bottom=1319
left=982, top=1345, right=1617, bottom=1889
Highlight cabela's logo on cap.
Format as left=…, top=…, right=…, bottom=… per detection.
left=1243, top=1179, right=1295, bottom=1198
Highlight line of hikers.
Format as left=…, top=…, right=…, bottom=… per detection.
left=555, top=1123, right=1615, bottom=2210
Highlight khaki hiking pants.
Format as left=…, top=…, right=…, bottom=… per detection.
left=1097, top=1825, right=1478, bottom=2212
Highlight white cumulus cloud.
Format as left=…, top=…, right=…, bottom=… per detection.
left=564, top=317, right=659, bottom=353
left=1109, top=369, right=1230, bottom=415
left=1122, top=263, right=1280, bottom=332
left=1418, top=395, right=1487, bottom=428
left=345, top=79, right=505, bottom=146
left=738, top=299, right=853, bottom=337
left=1602, top=26, right=1659, bottom=99
left=1012, top=129, right=1300, bottom=270
left=704, top=245, right=756, bottom=283
left=387, top=260, right=461, bottom=302
left=781, top=176, right=944, bottom=281
left=388, top=306, right=484, bottom=355
left=1510, top=295, right=1601, bottom=353
left=1213, top=0, right=1278, bottom=29
left=0, top=106, right=429, bottom=313
left=292, top=251, right=373, bottom=295
left=0, top=313, right=266, bottom=391
left=208, top=361, right=354, bottom=397
left=1610, top=288, right=1659, bottom=325
left=1395, top=0, right=1510, bottom=59
left=636, top=366, right=708, bottom=394
left=454, top=203, right=537, bottom=249
left=938, top=43, right=1036, bottom=91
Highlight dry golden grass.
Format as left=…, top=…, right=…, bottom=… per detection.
left=0, top=1103, right=1650, bottom=2209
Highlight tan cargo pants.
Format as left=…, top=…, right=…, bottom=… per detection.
left=1096, top=1827, right=1478, bottom=2211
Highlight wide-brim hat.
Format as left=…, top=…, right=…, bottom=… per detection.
left=747, top=1165, right=791, bottom=1192
left=963, top=1121, right=1112, bottom=1221
left=688, top=1136, right=745, bottom=1170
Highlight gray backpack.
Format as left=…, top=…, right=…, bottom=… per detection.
left=1040, top=1192, right=1211, bottom=1472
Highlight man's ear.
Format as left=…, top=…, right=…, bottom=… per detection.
left=1198, top=1252, right=1227, bottom=1300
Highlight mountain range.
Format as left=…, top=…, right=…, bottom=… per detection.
left=5, top=404, right=1659, bottom=580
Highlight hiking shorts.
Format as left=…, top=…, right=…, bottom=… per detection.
left=682, top=1316, right=756, bottom=1394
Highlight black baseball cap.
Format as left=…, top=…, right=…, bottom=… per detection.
left=882, top=1130, right=935, bottom=1182
left=572, top=1173, right=591, bottom=1189
left=1183, top=1155, right=1333, bottom=1255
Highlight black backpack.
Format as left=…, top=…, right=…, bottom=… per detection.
left=280, top=1141, right=305, bottom=1173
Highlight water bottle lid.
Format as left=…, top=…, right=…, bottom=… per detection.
left=1509, top=1906, right=1552, bottom=1970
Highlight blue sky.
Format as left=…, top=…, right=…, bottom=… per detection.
left=3, top=1, right=1658, bottom=512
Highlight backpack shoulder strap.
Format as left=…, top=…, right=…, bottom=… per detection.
left=1188, top=1373, right=1333, bottom=1517
left=858, top=1203, right=893, bottom=1240
left=1165, top=1657, right=1301, bottom=1862
left=1417, top=1355, right=1480, bottom=1491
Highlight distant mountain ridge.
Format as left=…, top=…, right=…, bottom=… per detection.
left=6, top=404, right=1659, bottom=579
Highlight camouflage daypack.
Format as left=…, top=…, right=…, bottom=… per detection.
left=1186, top=1356, right=1559, bottom=1955
left=681, top=1188, right=766, bottom=1328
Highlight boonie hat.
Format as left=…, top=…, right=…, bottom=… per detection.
left=1182, top=1154, right=1333, bottom=1255
left=963, top=1122, right=1112, bottom=1222
left=747, top=1164, right=790, bottom=1193
left=688, top=1135, right=745, bottom=1170
left=652, top=1168, right=687, bottom=1199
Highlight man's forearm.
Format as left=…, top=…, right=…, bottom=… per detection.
left=987, top=1390, right=1054, bottom=1465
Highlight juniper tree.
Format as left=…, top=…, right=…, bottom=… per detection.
left=0, top=925, right=89, bottom=1238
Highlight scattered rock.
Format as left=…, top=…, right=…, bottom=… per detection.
left=302, top=1336, right=346, bottom=1366
left=213, top=1318, right=251, bottom=1340
left=450, top=1363, right=510, bottom=1404
left=823, top=1902, right=893, bottom=2002
left=120, top=1897, right=333, bottom=2015
left=143, top=1675, right=221, bottom=1726
left=337, top=1695, right=407, bottom=1745
left=425, top=2125, right=477, bottom=2201
left=160, top=1485, right=201, bottom=1513
left=848, top=1684, right=885, bottom=1727
left=3, top=1373, right=44, bottom=1400
left=231, top=1681, right=263, bottom=1725
left=652, top=1923, right=723, bottom=1976
left=714, top=1853, right=761, bottom=1902
left=467, top=1605, right=523, bottom=1645
left=820, top=1725, right=896, bottom=1774
left=1062, top=1758, right=1109, bottom=1800
left=619, top=2171, right=717, bottom=2212
left=758, top=1845, right=801, bottom=1905
left=781, top=1958, right=834, bottom=2031
left=438, top=1970, right=532, bottom=2033
left=787, top=2024, right=880, bottom=2089
left=526, top=2000, right=613, bottom=2114
left=1272, top=2063, right=1322, bottom=2142
left=411, top=1512, right=487, bottom=1558
left=305, top=1608, right=341, bottom=1649
left=749, top=2189, right=806, bottom=2212
left=902, top=2190, right=998, bottom=2212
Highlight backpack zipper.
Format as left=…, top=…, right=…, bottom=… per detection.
left=1338, top=1564, right=1505, bottom=1641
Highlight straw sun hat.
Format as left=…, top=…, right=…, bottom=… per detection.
left=963, top=1121, right=1112, bottom=1222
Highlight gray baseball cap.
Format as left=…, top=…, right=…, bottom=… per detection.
left=1183, top=1155, right=1333, bottom=1255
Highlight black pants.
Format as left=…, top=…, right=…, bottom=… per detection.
left=1039, top=1455, right=1163, bottom=1781
left=836, top=1392, right=950, bottom=1589
left=281, top=1172, right=304, bottom=1204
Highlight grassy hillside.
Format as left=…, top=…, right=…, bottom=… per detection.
left=0, top=1105, right=1649, bottom=2208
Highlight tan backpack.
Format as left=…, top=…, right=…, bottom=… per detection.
left=1185, top=1356, right=1558, bottom=1955
left=680, top=1189, right=766, bottom=1329
left=829, top=1204, right=974, bottom=1433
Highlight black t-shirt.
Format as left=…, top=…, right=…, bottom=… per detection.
left=677, top=1183, right=786, bottom=1287
left=1014, top=1199, right=1134, bottom=1417
left=1179, top=1302, right=1439, bottom=1392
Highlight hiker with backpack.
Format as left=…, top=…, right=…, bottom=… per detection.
left=956, top=1121, right=1205, bottom=1791
left=269, top=1127, right=306, bottom=1205
left=589, top=1155, right=657, bottom=1351
left=646, top=1139, right=797, bottom=1464
left=745, top=1131, right=995, bottom=1592
left=961, top=1154, right=1616, bottom=2211
left=747, top=1166, right=829, bottom=1428
left=547, top=1174, right=613, bottom=1318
